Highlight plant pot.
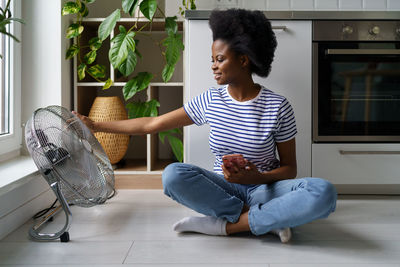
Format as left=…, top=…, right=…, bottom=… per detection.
left=88, top=96, right=129, bottom=164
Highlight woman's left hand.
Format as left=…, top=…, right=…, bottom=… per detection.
left=221, top=159, right=263, bottom=184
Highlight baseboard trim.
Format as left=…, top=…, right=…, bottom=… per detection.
left=115, top=174, right=163, bottom=189
left=0, top=187, right=54, bottom=240
left=335, top=184, right=400, bottom=195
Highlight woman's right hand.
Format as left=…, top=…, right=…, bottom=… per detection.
left=71, top=111, right=97, bottom=133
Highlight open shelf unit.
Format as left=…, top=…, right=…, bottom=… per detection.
left=73, top=18, right=184, bottom=186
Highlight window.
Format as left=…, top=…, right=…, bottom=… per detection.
left=0, top=0, right=21, bottom=159
left=0, top=8, right=10, bottom=136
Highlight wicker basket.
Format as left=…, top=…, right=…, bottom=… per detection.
left=88, top=96, right=129, bottom=164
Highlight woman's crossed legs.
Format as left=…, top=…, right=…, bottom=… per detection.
left=162, top=163, right=337, bottom=240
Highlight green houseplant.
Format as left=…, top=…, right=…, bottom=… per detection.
left=62, top=0, right=196, bottom=163
left=0, top=0, right=24, bottom=58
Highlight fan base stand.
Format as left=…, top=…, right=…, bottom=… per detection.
left=60, top=232, right=70, bottom=242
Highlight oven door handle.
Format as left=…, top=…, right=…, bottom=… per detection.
left=326, top=49, right=400, bottom=55
left=339, top=150, right=400, bottom=155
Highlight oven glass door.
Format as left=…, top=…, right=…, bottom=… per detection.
left=314, top=42, right=400, bottom=142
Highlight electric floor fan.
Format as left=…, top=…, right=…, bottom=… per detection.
left=25, top=105, right=115, bottom=242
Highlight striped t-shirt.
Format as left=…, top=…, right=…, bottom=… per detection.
left=184, top=85, right=297, bottom=174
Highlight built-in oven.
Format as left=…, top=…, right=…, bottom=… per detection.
left=313, top=20, right=400, bottom=142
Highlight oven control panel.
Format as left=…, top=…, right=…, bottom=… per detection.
left=313, top=21, right=400, bottom=41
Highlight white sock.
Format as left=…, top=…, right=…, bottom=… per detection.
left=173, top=216, right=228, bottom=236
left=270, top=228, right=292, bottom=243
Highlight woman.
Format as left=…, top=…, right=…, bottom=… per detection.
left=73, top=8, right=337, bottom=243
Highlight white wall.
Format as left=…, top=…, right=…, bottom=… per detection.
left=21, top=0, right=71, bottom=124
left=186, top=0, right=400, bottom=11
left=0, top=0, right=72, bottom=240
left=86, top=0, right=400, bottom=19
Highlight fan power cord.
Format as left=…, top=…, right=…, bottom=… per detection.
left=32, top=199, right=58, bottom=219
left=33, top=188, right=115, bottom=220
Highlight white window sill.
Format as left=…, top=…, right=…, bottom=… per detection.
left=0, top=156, right=38, bottom=196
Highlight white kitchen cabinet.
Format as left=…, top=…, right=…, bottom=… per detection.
left=184, top=19, right=215, bottom=170
left=312, top=143, right=400, bottom=193
left=184, top=19, right=312, bottom=178
left=255, top=20, right=312, bottom=178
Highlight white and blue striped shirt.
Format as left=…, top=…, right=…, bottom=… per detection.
left=184, top=85, right=297, bottom=174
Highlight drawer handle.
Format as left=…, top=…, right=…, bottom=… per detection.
left=326, top=49, right=400, bottom=55
left=272, top=26, right=287, bottom=31
left=339, top=150, right=400, bottom=155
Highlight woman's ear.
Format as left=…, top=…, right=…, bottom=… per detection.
left=240, top=54, right=250, bottom=69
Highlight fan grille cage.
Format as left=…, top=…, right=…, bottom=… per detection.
left=25, top=106, right=115, bottom=207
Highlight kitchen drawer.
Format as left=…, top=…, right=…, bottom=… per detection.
left=312, top=144, right=400, bottom=186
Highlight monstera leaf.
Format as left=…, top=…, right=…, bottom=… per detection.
left=159, top=128, right=183, bottom=162
left=98, top=9, right=120, bottom=41
left=139, top=0, right=157, bottom=20
left=123, top=72, right=153, bottom=101
left=109, top=27, right=135, bottom=69
left=165, top=16, right=178, bottom=35
left=122, top=0, right=140, bottom=16
left=118, top=50, right=138, bottom=76
left=161, top=17, right=184, bottom=83
left=126, top=99, right=160, bottom=119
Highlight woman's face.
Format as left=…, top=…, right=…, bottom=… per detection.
left=211, top=39, right=246, bottom=85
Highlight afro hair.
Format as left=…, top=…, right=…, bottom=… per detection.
left=209, top=9, right=277, bottom=77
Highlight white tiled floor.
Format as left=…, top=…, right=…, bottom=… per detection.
left=1, top=190, right=400, bottom=266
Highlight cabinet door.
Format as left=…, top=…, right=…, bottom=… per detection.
left=254, top=21, right=312, bottom=178
left=184, top=20, right=215, bottom=170
left=184, top=20, right=312, bottom=177
left=313, top=143, right=400, bottom=185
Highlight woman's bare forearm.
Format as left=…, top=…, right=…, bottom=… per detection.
left=94, top=117, right=156, bottom=135
left=257, top=138, right=297, bottom=184
left=258, top=164, right=297, bottom=184
left=92, top=107, right=193, bottom=135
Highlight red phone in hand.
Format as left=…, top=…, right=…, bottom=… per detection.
left=222, top=154, right=246, bottom=169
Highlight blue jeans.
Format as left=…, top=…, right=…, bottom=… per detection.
left=162, top=163, right=337, bottom=236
